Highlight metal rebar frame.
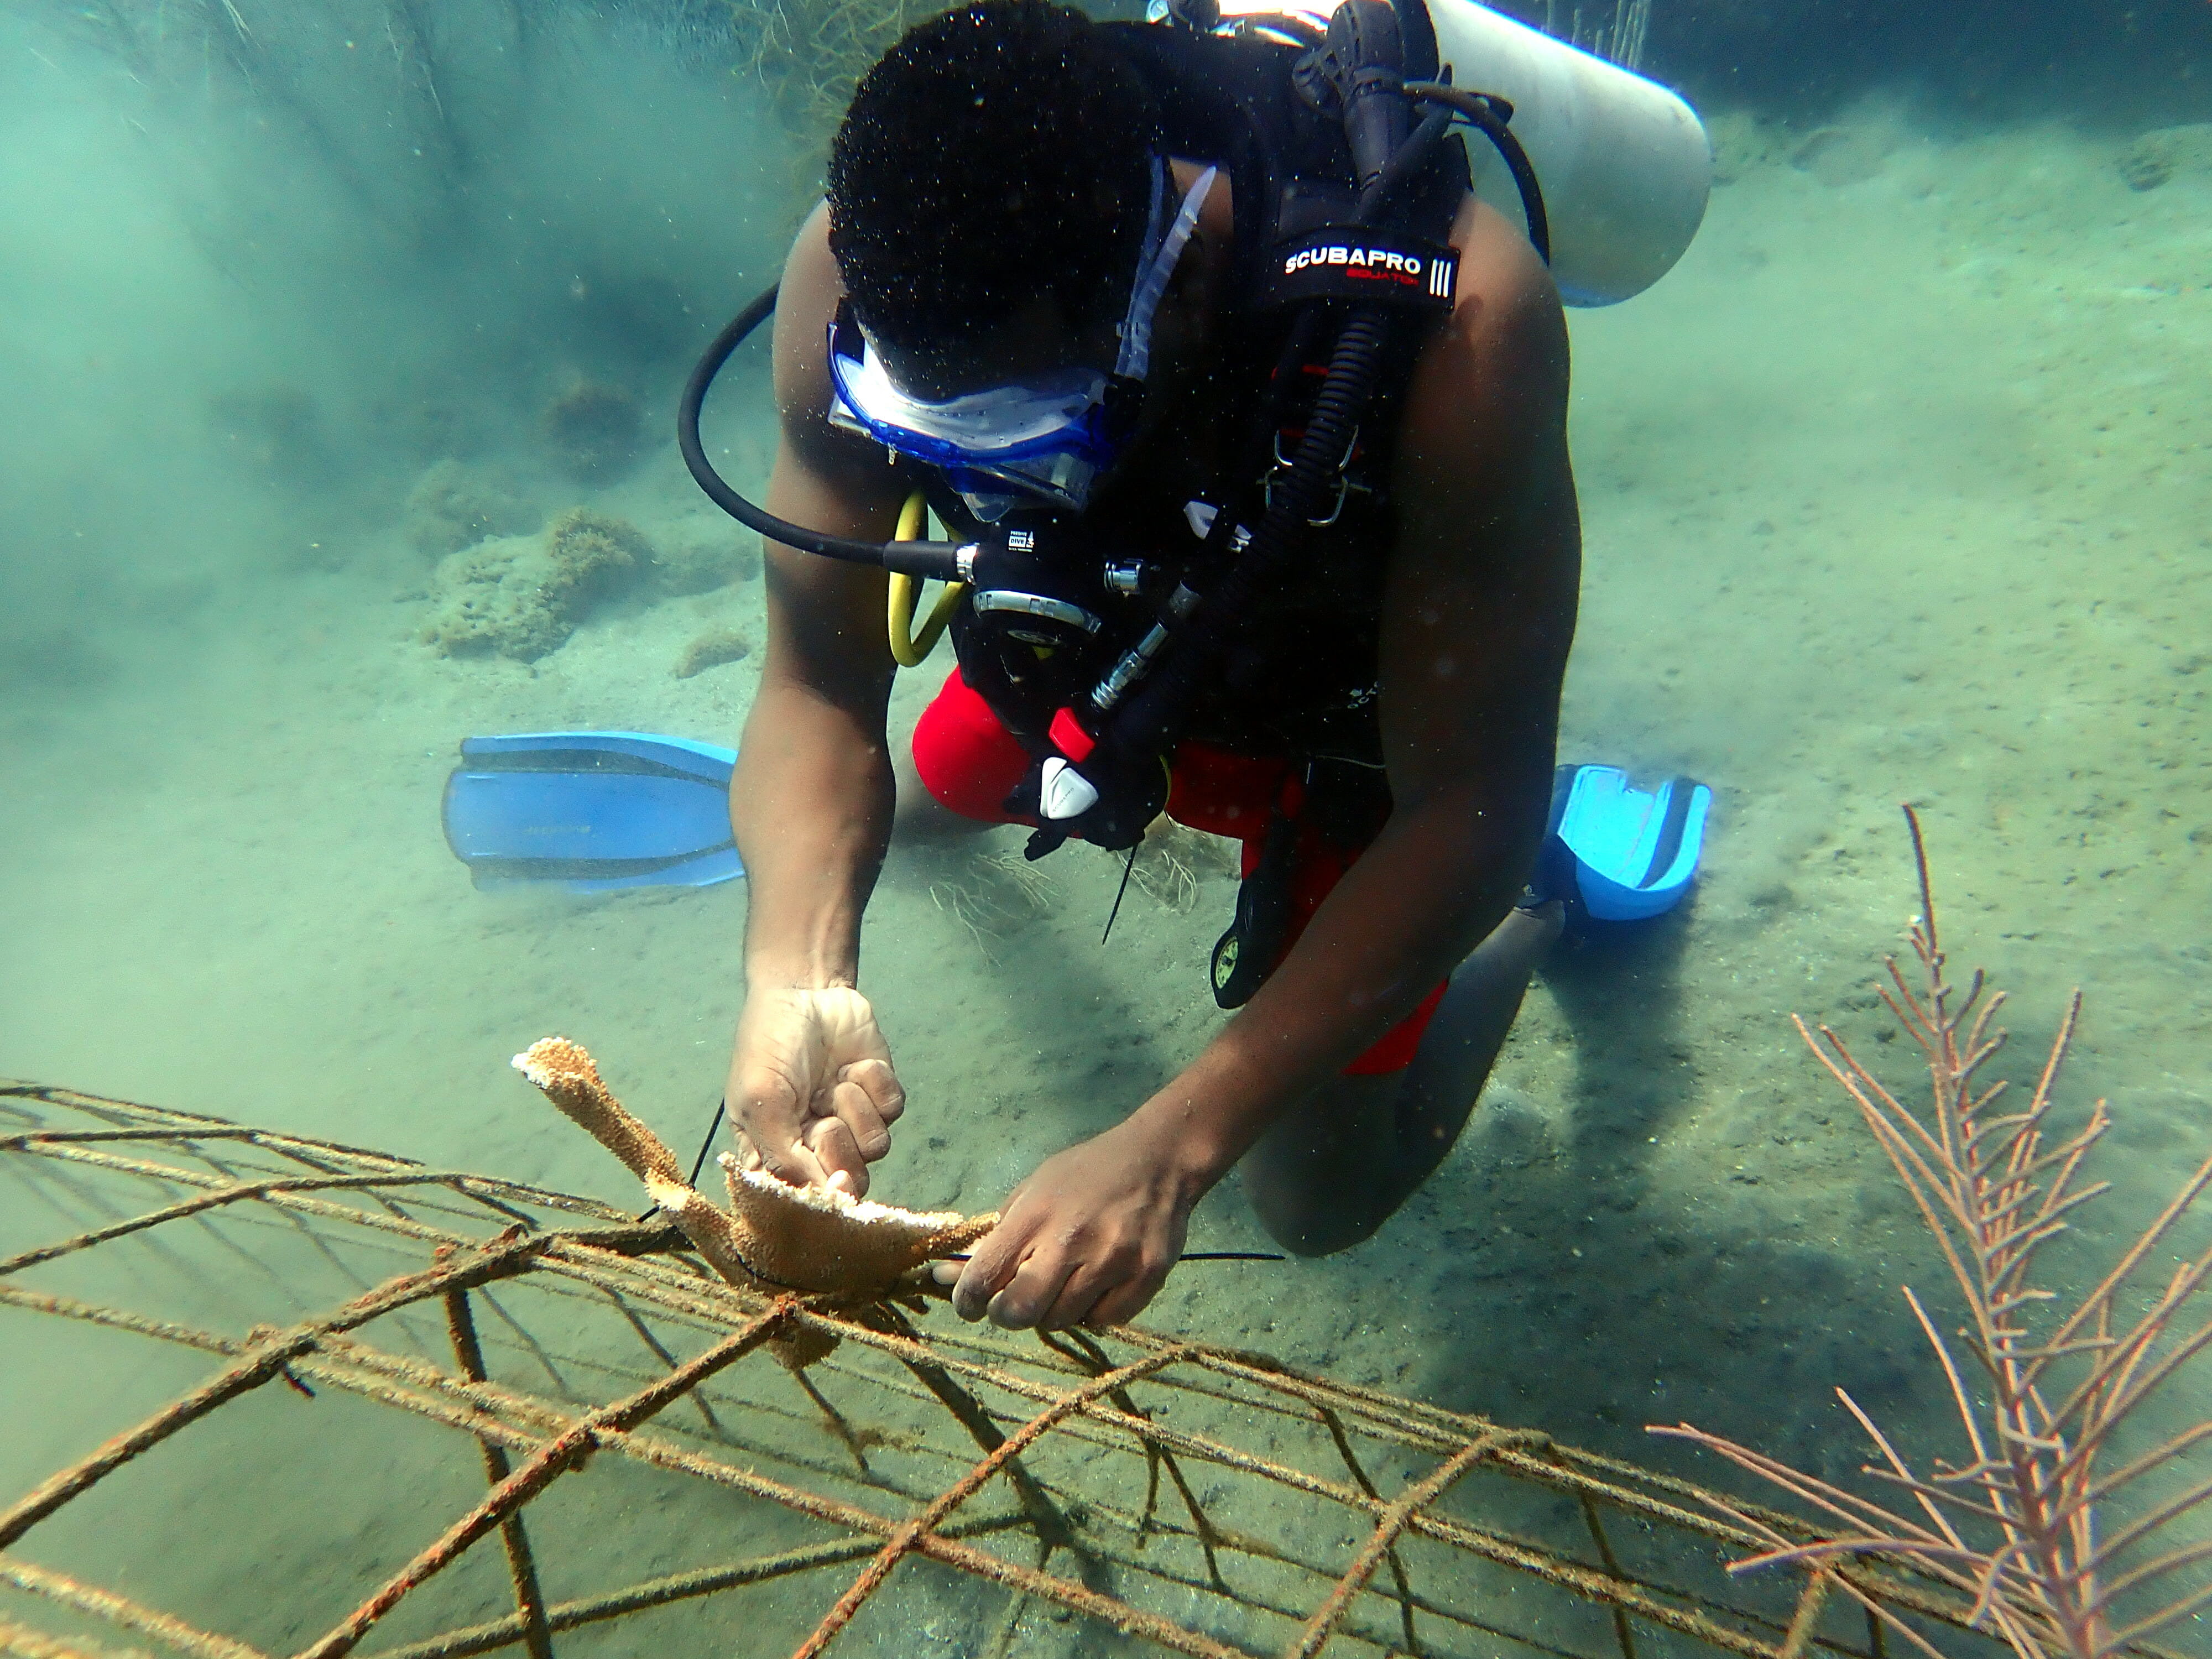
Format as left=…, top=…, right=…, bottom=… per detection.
left=0, top=1079, right=2094, bottom=1659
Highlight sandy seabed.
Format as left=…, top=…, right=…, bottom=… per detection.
left=4, top=75, right=2209, bottom=1644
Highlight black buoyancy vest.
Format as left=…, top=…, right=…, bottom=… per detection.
left=935, top=23, right=1473, bottom=772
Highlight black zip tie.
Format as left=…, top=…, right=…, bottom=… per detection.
left=686, top=1097, right=727, bottom=1187
left=1100, top=840, right=1140, bottom=946
left=946, top=1250, right=1286, bottom=1264
left=634, top=1095, right=727, bottom=1223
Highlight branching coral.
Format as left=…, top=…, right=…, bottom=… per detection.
left=512, top=1037, right=994, bottom=1303
left=1655, top=808, right=2212, bottom=1659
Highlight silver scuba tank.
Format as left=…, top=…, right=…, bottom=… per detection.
left=1206, top=0, right=1712, bottom=305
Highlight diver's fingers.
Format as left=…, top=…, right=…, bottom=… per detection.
left=951, top=1213, right=1036, bottom=1323
left=727, top=1128, right=765, bottom=1173
left=1033, top=1259, right=1119, bottom=1332
left=841, top=1057, right=905, bottom=1126
left=983, top=1243, right=1083, bottom=1332
left=801, top=1114, right=871, bottom=1197
left=1040, top=1232, right=1162, bottom=1332
left=1082, top=1262, right=1168, bottom=1330
left=752, top=1133, right=830, bottom=1190
left=825, top=1074, right=893, bottom=1163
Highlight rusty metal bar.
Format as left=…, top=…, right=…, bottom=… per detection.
left=4, top=1140, right=645, bottom=1256
left=1, top=1128, right=274, bottom=1147
left=0, top=1235, right=548, bottom=1550
left=793, top=1345, right=1196, bottom=1659
left=0, top=1617, right=135, bottom=1659
left=294, top=1299, right=801, bottom=1659
left=359, top=1517, right=1034, bottom=1659
left=1312, top=1402, right=1420, bottom=1652
left=0, top=1554, right=269, bottom=1659
left=1544, top=1442, right=1644, bottom=1659
left=441, top=1291, right=554, bottom=1659
left=1284, top=1436, right=1496, bottom=1659
left=0, top=1172, right=509, bottom=1277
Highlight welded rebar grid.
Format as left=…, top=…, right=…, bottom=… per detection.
left=2, top=1081, right=2163, bottom=1659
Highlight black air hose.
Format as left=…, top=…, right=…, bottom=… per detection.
left=1104, top=307, right=1391, bottom=760
left=1357, top=102, right=1453, bottom=224
left=1404, top=81, right=1551, bottom=265
left=676, top=285, right=967, bottom=576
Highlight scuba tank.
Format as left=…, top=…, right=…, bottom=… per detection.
left=1206, top=0, right=1710, bottom=306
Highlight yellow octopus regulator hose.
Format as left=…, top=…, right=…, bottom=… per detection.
left=886, top=491, right=966, bottom=667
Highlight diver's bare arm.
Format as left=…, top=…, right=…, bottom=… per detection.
left=1138, top=199, right=1580, bottom=1182
left=731, top=468, right=900, bottom=989
left=731, top=206, right=907, bottom=991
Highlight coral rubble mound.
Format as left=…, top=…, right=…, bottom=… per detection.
left=422, top=507, right=652, bottom=660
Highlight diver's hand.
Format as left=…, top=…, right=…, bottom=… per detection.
left=727, top=986, right=904, bottom=1195
left=943, top=1118, right=1203, bottom=1331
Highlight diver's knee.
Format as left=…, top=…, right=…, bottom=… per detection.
left=1249, top=1186, right=1385, bottom=1259
left=891, top=750, right=992, bottom=842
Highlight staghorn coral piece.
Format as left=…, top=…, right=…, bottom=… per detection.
left=719, top=1154, right=994, bottom=1295
left=643, top=1171, right=768, bottom=1291
left=514, top=1039, right=681, bottom=1186
left=512, top=1037, right=995, bottom=1303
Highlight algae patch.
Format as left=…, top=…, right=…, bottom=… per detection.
left=2117, top=123, right=2212, bottom=192
left=423, top=508, right=653, bottom=661
left=544, top=379, right=644, bottom=482
left=403, top=459, right=539, bottom=557
left=672, top=628, right=752, bottom=679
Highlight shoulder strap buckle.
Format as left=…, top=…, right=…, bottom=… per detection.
left=1264, top=425, right=1370, bottom=526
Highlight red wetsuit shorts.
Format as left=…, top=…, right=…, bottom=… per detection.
left=910, top=667, right=1446, bottom=1075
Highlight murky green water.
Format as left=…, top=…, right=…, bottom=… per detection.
left=3, top=2, right=2207, bottom=1652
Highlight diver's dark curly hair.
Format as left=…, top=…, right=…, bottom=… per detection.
left=827, top=1, right=1163, bottom=352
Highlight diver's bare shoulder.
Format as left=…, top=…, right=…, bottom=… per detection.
left=1377, top=192, right=1578, bottom=802
left=1406, top=192, right=1571, bottom=486
left=752, top=205, right=907, bottom=672
left=768, top=204, right=905, bottom=509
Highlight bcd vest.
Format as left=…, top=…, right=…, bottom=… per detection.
left=928, top=22, right=1473, bottom=782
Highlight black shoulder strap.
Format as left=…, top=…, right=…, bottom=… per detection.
left=1100, top=19, right=1469, bottom=310
left=1099, top=24, right=1285, bottom=312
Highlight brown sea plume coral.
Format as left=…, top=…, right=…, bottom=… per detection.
left=1656, top=809, right=2212, bottom=1659
left=512, top=1037, right=994, bottom=1300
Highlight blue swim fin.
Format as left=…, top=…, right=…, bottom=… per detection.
left=1548, top=764, right=1712, bottom=922
left=441, top=732, right=743, bottom=893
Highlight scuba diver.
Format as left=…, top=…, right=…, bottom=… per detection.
left=727, top=0, right=1576, bottom=1332
left=441, top=0, right=1713, bottom=1328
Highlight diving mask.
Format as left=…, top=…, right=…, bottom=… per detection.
left=827, top=160, right=1218, bottom=517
